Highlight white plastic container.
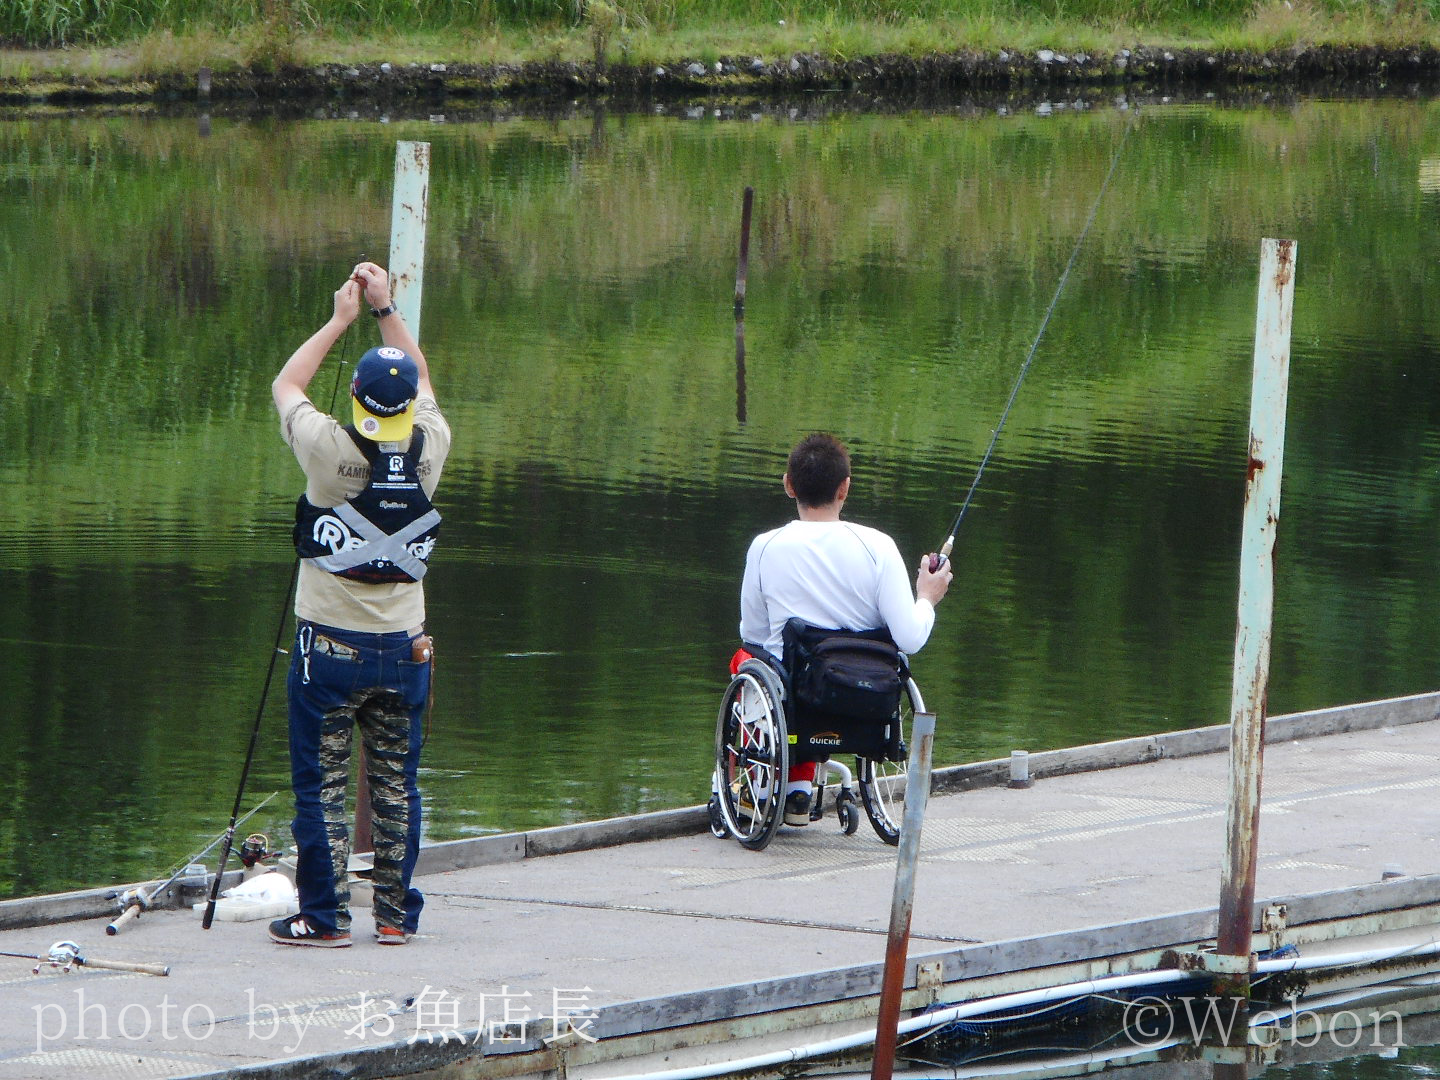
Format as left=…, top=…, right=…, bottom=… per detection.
left=193, top=871, right=298, bottom=923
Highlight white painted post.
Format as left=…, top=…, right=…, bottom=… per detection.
left=355, top=140, right=431, bottom=858
left=388, top=140, right=431, bottom=337
left=1215, top=238, right=1297, bottom=990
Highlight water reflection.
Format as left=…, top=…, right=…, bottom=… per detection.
left=4, top=93, right=1440, bottom=898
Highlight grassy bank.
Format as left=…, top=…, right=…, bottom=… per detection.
left=3, top=0, right=1440, bottom=94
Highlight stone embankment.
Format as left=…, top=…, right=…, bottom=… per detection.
left=2, top=43, right=1439, bottom=105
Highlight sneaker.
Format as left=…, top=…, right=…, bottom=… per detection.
left=375, top=926, right=413, bottom=945
left=784, top=789, right=812, bottom=826
left=268, top=914, right=350, bottom=948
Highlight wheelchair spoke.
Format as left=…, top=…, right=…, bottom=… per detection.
left=858, top=677, right=919, bottom=846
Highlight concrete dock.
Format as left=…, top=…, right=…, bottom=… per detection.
left=3, top=692, right=1440, bottom=1080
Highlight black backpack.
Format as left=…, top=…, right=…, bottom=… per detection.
left=784, top=618, right=904, bottom=723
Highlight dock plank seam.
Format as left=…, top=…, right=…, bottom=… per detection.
left=428, top=889, right=981, bottom=944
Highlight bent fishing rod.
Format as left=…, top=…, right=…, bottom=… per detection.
left=929, top=119, right=1135, bottom=574
left=202, top=275, right=361, bottom=930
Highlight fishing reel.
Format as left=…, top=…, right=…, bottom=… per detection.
left=926, top=536, right=954, bottom=575
left=34, top=941, right=82, bottom=974
left=239, top=832, right=278, bottom=868
left=113, top=888, right=146, bottom=914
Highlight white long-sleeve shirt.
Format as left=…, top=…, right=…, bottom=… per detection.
left=739, top=520, right=935, bottom=660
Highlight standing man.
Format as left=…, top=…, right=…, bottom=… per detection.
left=739, top=433, right=951, bottom=824
left=269, top=262, right=451, bottom=947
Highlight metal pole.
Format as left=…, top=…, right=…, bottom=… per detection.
left=871, top=710, right=937, bottom=1080
left=1214, top=238, right=1297, bottom=993
left=389, top=140, right=431, bottom=335
left=355, top=140, right=432, bottom=858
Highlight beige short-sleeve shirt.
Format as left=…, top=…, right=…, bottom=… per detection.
left=280, top=395, right=451, bottom=633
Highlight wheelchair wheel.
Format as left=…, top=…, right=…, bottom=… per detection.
left=706, top=793, right=727, bottom=839
left=835, top=790, right=860, bottom=835
left=858, top=677, right=923, bottom=845
left=714, top=662, right=789, bottom=851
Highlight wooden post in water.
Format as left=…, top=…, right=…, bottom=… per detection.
left=735, top=186, right=753, bottom=424
left=354, top=140, right=432, bottom=859
left=871, top=710, right=937, bottom=1080
left=1214, top=238, right=1296, bottom=995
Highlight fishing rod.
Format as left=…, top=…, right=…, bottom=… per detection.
left=929, top=119, right=1135, bottom=574
left=202, top=268, right=362, bottom=930
left=107, top=791, right=277, bottom=935
left=2, top=940, right=170, bottom=977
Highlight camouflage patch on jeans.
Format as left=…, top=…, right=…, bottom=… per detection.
left=359, top=694, right=416, bottom=931
left=317, top=687, right=418, bottom=934
left=318, top=708, right=356, bottom=932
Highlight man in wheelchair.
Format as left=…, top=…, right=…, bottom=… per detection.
left=730, top=433, right=952, bottom=835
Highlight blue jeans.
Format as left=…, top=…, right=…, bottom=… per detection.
left=286, top=620, right=429, bottom=935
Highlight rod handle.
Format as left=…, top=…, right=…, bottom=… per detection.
left=202, top=827, right=238, bottom=930
left=78, top=956, right=170, bottom=977
left=105, top=903, right=142, bottom=936
left=927, top=536, right=954, bottom=574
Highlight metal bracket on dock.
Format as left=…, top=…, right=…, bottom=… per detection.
left=1200, top=1043, right=1250, bottom=1065
left=915, top=960, right=944, bottom=1003
left=1165, top=947, right=1254, bottom=975
left=1262, top=903, right=1288, bottom=952
left=1198, top=1037, right=1282, bottom=1064
left=1199, top=952, right=1254, bottom=975
left=541, top=1027, right=587, bottom=1080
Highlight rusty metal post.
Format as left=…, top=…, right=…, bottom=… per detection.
left=871, top=710, right=936, bottom=1080
left=355, top=141, right=431, bottom=858
left=1214, top=238, right=1297, bottom=995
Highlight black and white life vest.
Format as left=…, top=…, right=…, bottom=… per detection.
left=293, top=426, right=441, bottom=583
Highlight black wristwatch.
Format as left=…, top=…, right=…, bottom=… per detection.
left=370, top=303, right=398, bottom=319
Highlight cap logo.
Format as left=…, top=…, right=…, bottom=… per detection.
left=360, top=416, right=382, bottom=436
left=377, top=346, right=405, bottom=361
left=360, top=391, right=414, bottom=417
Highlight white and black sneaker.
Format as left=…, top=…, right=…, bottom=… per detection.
left=268, top=914, right=351, bottom=947
left=784, top=790, right=812, bottom=826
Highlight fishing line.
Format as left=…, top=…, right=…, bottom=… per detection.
left=203, top=276, right=360, bottom=929
left=930, top=116, right=1135, bottom=572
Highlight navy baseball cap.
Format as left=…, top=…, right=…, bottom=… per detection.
left=351, top=345, right=419, bottom=441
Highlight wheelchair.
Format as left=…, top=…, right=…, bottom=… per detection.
left=707, top=629, right=925, bottom=852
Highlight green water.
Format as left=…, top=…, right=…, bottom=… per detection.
left=3, top=95, right=1440, bottom=902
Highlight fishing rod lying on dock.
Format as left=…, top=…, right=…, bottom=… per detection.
left=929, top=120, right=1134, bottom=574
left=1, top=940, right=170, bottom=977
left=108, top=791, right=278, bottom=935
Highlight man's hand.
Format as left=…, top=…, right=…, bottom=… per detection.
left=352, top=261, right=393, bottom=311
left=916, top=555, right=953, bottom=607
left=333, top=278, right=362, bottom=326
left=273, top=268, right=368, bottom=415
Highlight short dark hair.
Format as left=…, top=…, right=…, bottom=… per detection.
left=787, top=433, right=851, bottom=508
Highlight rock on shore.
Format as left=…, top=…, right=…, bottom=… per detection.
left=2, top=44, right=1437, bottom=105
